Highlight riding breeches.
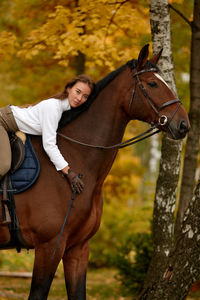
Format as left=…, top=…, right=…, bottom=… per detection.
left=0, top=105, right=19, bottom=178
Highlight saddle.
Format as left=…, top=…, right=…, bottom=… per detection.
left=1, top=131, right=40, bottom=223
left=10, top=131, right=26, bottom=173
left=1, top=132, right=26, bottom=225
left=0, top=132, right=40, bottom=252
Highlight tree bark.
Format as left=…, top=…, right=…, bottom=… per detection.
left=175, top=0, right=200, bottom=234
left=75, top=50, right=85, bottom=75
left=139, top=180, right=200, bottom=300
left=143, top=0, right=183, bottom=287
left=75, top=0, right=85, bottom=75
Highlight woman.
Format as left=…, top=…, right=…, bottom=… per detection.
left=0, top=74, right=95, bottom=193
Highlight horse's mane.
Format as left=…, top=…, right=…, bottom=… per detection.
left=58, top=59, right=157, bottom=129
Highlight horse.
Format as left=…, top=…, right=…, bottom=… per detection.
left=0, top=44, right=190, bottom=300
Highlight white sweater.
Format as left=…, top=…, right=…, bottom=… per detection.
left=11, top=98, right=71, bottom=171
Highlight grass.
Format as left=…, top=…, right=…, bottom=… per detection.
left=0, top=249, right=129, bottom=299
left=0, top=268, right=128, bottom=299
left=0, top=250, right=200, bottom=299
left=1, top=272, right=200, bottom=300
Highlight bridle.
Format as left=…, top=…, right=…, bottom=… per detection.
left=128, top=68, right=182, bottom=130
left=57, top=68, right=182, bottom=149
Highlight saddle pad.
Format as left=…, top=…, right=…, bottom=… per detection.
left=10, top=135, right=40, bottom=194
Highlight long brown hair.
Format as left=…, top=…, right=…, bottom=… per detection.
left=19, top=74, right=95, bottom=108
left=53, top=74, right=95, bottom=100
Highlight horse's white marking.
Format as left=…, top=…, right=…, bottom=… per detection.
left=154, top=73, right=170, bottom=88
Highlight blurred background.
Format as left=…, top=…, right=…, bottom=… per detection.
left=0, top=0, right=197, bottom=299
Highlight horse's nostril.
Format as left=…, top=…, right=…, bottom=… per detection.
left=180, top=120, right=188, bottom=133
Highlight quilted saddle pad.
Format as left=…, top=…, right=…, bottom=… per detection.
left=9, top=135, right=40, bottom=194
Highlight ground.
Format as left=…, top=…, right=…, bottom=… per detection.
left=0, top=268, right=199, bottom=299
left=0, top=268, right=129, bottom=300
left=0, top=249, right=200, bottom=299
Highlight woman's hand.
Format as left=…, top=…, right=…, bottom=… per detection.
left=61, top=166, right=84, bottom=194
left=66, top=170, right=84, bottom=194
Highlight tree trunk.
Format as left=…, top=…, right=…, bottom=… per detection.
left=75, top=50, right=85, bottom=75
left=139, top=1, right=200, bottom=298
left=143, top=0, right=182, bottom=286
left=75, top=0, right=85, bottom=75
left=139, top=180, right=200, bottom=300
left=175, top=0, right=200, bottom=235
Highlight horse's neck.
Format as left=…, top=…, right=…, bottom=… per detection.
left=59, top=69, right=132, bottom=180
left=63, top=69, right=130, bottom=147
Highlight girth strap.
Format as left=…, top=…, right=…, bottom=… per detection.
left=1, top=175, right=11, bottom=225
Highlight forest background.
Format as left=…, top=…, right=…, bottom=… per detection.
left=0, top=0, right=196, bottom=298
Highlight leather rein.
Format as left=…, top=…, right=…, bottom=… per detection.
left=57, top=68, right=182, bottom=150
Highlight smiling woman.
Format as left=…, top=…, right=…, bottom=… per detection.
left=0, top=74, right=95, bottom=203
left=68, top=82, right=92, bottom=108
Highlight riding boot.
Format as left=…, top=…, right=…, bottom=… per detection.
left=0, top=174, right=11, bottom=226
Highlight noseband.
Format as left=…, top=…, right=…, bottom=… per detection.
left=128, top=68, right=182, bottom=129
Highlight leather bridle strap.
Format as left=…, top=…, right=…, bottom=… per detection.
left=128, top=68, right=159, bottom=113
left=158, top=99, right=181, bottom=111
left=129, top=69, right=182, bottom=127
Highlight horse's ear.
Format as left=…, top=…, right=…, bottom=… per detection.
left=150, top=48, right=163, bottom=65
left=136, top=44, right=149, bottom=71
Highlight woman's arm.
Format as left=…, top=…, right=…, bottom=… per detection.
left=61, top=165, right=70, bottom=175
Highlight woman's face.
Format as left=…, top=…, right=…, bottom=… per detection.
left=67, top=81, right=91, bottom=108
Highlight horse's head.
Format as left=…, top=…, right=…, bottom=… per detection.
left=126, top=44, right=190, bottom=140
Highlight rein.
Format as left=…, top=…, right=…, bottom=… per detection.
left=57, top=126, right=160, bottom=150
left=51, top=188, right=76, bottom=259
left=53, top=128, right=160, bottom=259
left=51, top=174, right=83, bottom=259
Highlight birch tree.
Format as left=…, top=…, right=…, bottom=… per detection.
left=175, top=0, right=200, bottom=234
left=142, top=0, right=183, bottom=286
left=139, top=1, right=200, bottom=298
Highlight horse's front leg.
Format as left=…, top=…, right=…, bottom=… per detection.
left=28, top=242, right=64, bottom=300
left=63, top=241, right=90, bottom=300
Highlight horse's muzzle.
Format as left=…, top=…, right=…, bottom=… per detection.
left=167, top=119, right=190, bottom=140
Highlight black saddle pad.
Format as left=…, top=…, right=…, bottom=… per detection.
left=9, top=135, right=40, bottom=194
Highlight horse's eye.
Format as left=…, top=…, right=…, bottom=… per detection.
left=148, top=81, right=158, bottom=88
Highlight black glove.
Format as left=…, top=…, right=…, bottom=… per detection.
left=65, top=170, right=84, bottom=194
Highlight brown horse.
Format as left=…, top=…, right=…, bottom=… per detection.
left=0, top=45, right=189, bottom=299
